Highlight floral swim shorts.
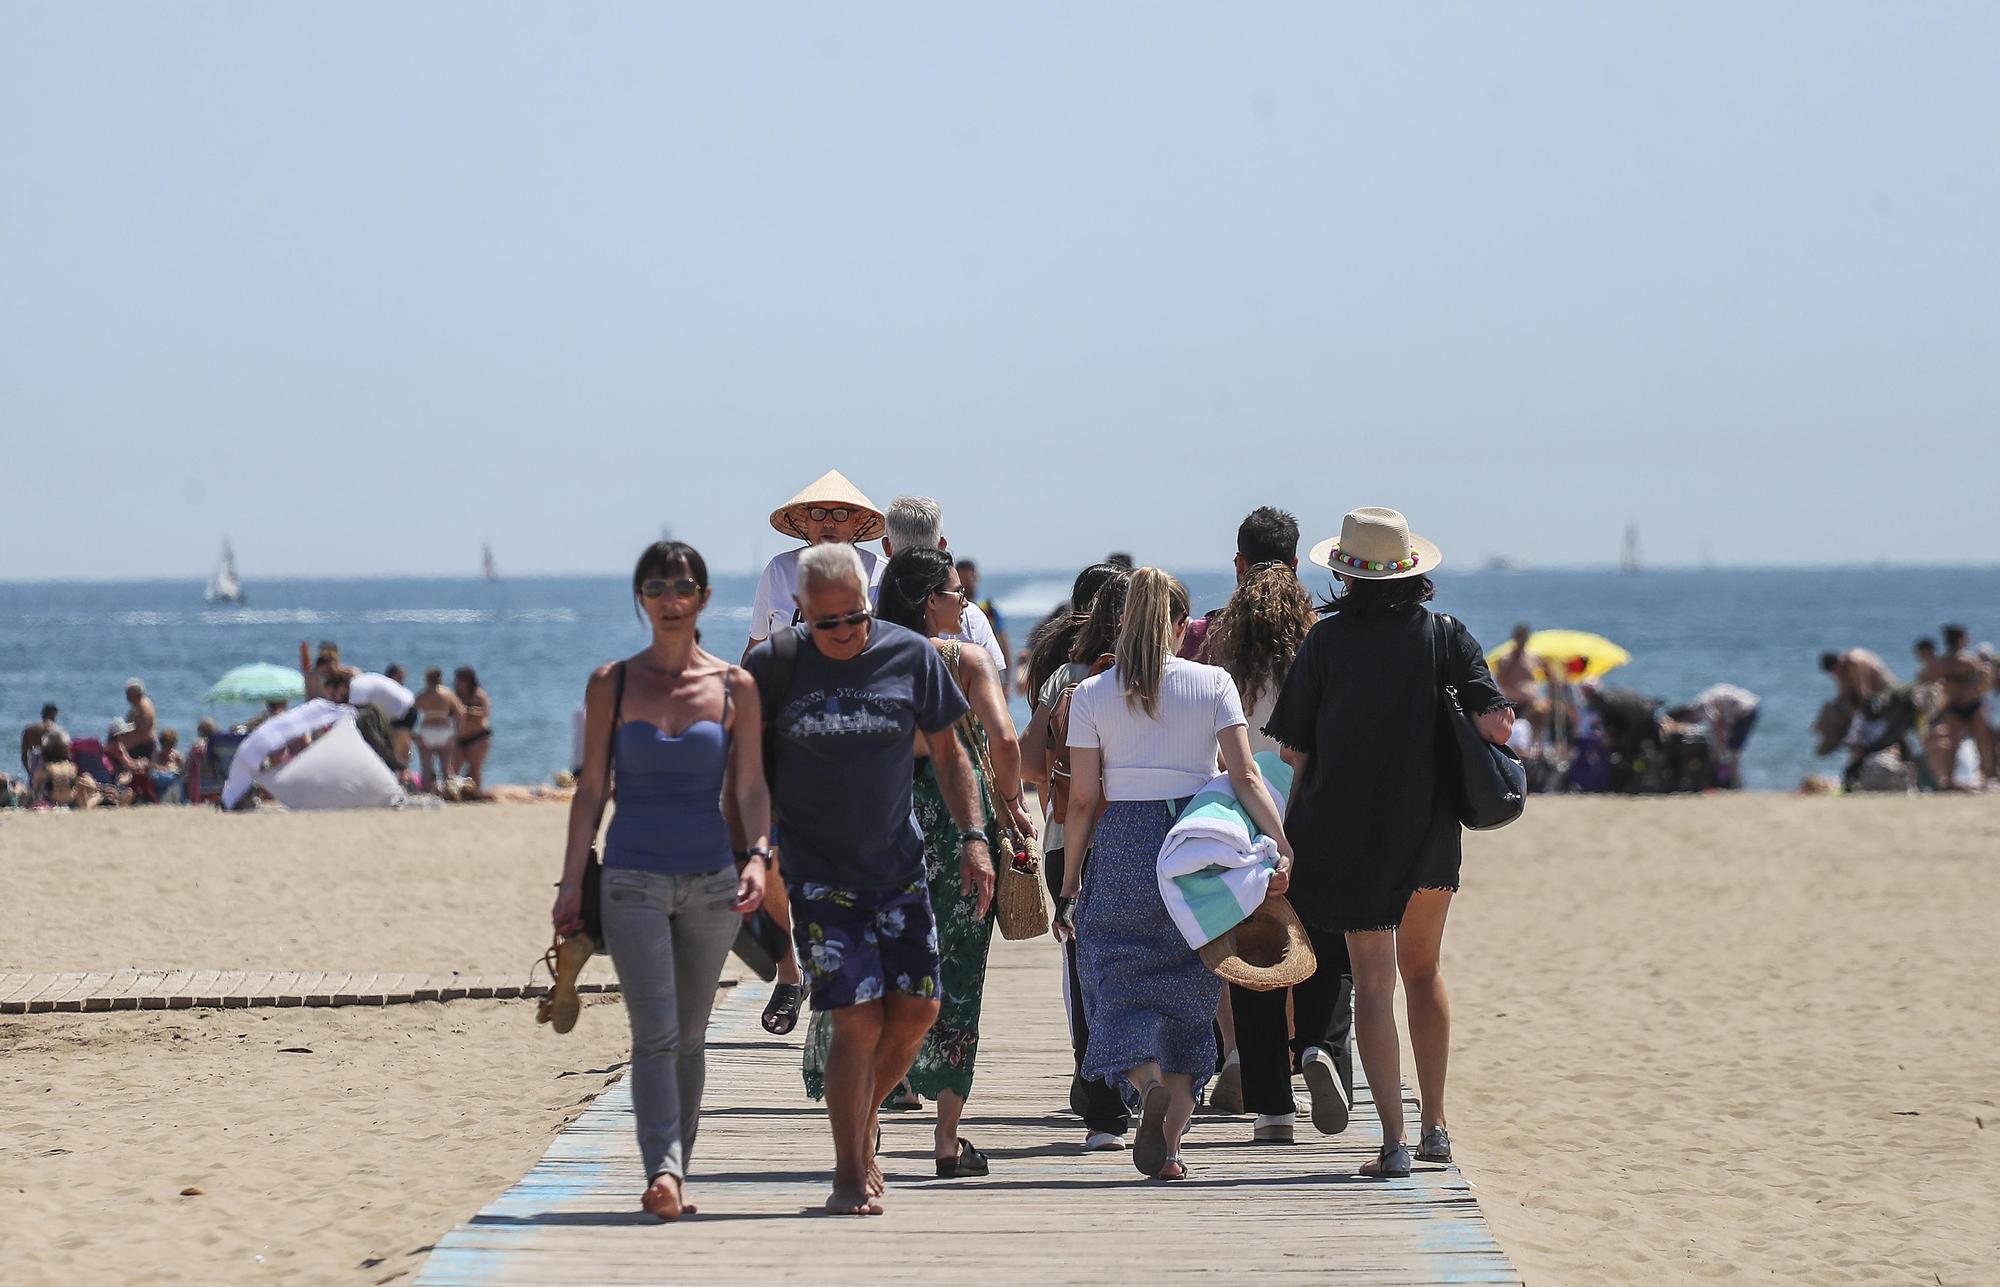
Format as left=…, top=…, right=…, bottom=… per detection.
left=789, top=877, right=941, bottom=1010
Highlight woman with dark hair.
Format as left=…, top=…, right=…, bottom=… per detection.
left=1020, top=567, right=1133, bottom=1149
left=799, top=546, right=1036, bottom=1178
left=1024, top=562, right=1123, bottom=702
left=1205, top=561, right=1349, bottom=1144
left=1265, top=509, right=1513, bottom=1177
left=1060, top=568, right=1294, bottom=1180
left=550, top=540, right=773, bottom=1220
left=451, top=665, right=492, bottom=796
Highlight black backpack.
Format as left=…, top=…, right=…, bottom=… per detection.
left=759, top=626, right=800, bottom=788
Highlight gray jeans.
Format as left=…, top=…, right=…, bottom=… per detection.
left=602, top=864, right=741, bottom=1183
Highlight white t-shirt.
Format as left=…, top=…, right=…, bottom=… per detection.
left=346, top=672, right=415, bottom=720
left=749, top=545, right=886, bottom=643
left=1243, top=684, right=1282, bottom=758
left=1066, top=656, right=1247, bottom=801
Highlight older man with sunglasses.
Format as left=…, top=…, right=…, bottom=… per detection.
left=744, top=542, right=992, bottom=1216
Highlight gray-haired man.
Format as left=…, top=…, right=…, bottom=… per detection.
left=745, top=542, right=992, bottom=1215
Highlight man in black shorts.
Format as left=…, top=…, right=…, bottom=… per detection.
left=745, top=542, right=992, bottom=1216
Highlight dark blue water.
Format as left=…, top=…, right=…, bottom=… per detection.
left=3, top=568, right=1993, bottom=791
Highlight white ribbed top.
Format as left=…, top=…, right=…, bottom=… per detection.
left=1066, top=656, right=1247, bottom=800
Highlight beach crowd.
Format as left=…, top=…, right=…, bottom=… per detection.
left=1813, top=633, right=1998, bottom=792
left=8, top=653, right=497, bottom=810
left=537, top=469, right=1515, bottom=1219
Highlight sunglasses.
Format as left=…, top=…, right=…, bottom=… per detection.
left=810, top=609, right=871, bottom=632
left=806, top=506, right=853, bottom=523
left=641, top=577, right=703, bottom=600
left=932, top=586, right=969, bottom=603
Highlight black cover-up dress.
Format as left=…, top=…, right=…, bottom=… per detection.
left=1264, top=604, right=1506, bottom=934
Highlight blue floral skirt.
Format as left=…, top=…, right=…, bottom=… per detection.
left=1076, top=799, right=1220, bottom=1088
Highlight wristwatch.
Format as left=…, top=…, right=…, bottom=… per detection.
left=740, top=846, right=772, bottom=864
left=956, top=828, right=989, bottom=850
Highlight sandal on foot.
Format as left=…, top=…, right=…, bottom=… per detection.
left=1152, top=1155, right=1189, bottom=1182
left=1131, top=1083, right=1171, bottom=1177
left=761, top=982, right=804, bottom=1036
left=935, top=1137, right=990, bottom=1178
left=1415, top=1126, right=1452, bottom=1164
left=1360, top=1141, right=1412, bottom=1178
left=535, top=931, right=595, bottom=1034
left=882, top=1078, right=924, bottom=1111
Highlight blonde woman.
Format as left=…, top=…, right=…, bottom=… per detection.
left=1059, top=568, right=1294, bottom=1180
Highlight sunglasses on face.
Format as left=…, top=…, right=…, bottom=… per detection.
left=641, top=577, right=703, bottom=600
left=810, top=609, right=871, bottom=632
left=932, top=586, right=968, bottom=603
left=806, top=507, right=852, bottom=523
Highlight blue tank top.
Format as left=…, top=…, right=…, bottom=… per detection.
left=602, top=675, right=734, bottom=875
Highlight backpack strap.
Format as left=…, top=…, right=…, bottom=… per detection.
left=760, top=627, right=800, bottom=788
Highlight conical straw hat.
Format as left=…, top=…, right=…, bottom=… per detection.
left=1198, top=895, right=1317, bottom=991
left=768, top=469, right=885, bottom=542
left=1308, top=507, right=1442, bottom=580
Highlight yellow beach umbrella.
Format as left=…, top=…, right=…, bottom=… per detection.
left=1488, top=629, right=1631, bottom=680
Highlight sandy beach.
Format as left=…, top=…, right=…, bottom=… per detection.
left=3, top=797, right=1996, bottom=1283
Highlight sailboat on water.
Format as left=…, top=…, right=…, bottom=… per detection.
left=206, top=540, right=244, bottom=604
left=482, top=542, right=499, bottom=582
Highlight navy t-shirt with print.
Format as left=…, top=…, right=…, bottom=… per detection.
left=745, top=620, right=969, bottom=889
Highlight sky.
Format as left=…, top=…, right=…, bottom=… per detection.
left=3, top=3, right=1995, bottom=581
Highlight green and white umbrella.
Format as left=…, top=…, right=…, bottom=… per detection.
left=205, top=662, right=306, bottom=704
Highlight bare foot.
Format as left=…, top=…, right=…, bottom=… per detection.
left=641, top=1173, right=692, bottom=1221
left=823, top=1186, right=883, bottom=1216
left=866, top=1156, right=884, bottom=1197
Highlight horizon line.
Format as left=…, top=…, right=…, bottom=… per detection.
left=4, top=559, right=1998, bottom=587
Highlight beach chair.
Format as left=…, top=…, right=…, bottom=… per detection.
left=189, top=732, right=248, bottom=805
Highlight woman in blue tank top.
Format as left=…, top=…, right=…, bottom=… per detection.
left=552, top=540, right=773, bottom=1221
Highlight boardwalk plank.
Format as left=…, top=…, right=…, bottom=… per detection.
left=416, top=937, right=1520, bottom=1285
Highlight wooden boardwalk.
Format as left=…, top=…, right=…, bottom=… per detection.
left=418, top=935, right=1520, bottom=1285
left=0, top=963, right=617, bottom=1014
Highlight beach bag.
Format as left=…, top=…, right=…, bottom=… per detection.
left=1044, top=653, right=1116, bottom=824
left=1430, top=614, right=1527, bottom=831
left=975, top=732, right=1050, bottom=940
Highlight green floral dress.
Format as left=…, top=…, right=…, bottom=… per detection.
left=802, top=644, right=999, bottom=1102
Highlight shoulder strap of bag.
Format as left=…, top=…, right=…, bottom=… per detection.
left=593, top=661, right=627, bottom=834
left=1430, top=612, right=1454, bottom=701
left=761, top=626, right=799, bottom=784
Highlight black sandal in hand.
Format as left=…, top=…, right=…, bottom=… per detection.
left=761, top=982, right=804, bottom=1035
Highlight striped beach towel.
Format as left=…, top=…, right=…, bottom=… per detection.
left=1156, top=751, right=1295, bottom=951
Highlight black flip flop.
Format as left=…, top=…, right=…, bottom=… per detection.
left=935, top=1137, right=990, bottom=1178
left=761, top=982, right=803, bottom=1035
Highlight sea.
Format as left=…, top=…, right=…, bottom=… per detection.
left=4, top=567, right=1996, bottom=794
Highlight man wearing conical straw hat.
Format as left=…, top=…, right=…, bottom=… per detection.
left=747, top=470, right=888, bottom=654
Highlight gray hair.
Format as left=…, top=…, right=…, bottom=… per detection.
left=797, top=542, right=867, bottom=595
left=884, top=495, right=943, bottom=553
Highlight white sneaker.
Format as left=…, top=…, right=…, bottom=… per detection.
left=1253, top=1112, right=1296, bottom=1144
left=1083, top=1131, right=1126, bottom=1152
left=1301, top=1046, right=1350, bottom=1135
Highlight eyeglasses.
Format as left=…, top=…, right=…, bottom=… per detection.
left=810, top=609, right=872, bottom=632
left=932, top=587, right=969, bottom=603
left=641, top=577, right=702, bottom=600
left=806, top=506, right=852, bottom=523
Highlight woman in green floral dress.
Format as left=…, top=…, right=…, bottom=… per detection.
left=802, top=548, right=1038, bottom=1177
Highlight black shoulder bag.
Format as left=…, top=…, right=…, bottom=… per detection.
left=1431, top=613, right=1527, bottom=831
left=580, top=661, right=627, bottom=943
